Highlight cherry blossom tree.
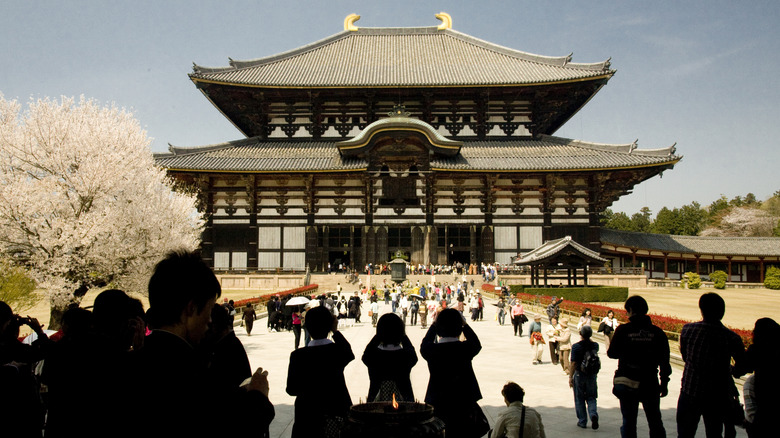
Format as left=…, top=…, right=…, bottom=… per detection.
left=700, top=206, right=777, bottom=237
left=0, top=94, right=203, bottom=327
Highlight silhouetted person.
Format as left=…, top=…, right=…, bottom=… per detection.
left=0, top=300, right=48, bottom=438
left=204, top=303, right=252, bottom=389
left=677, top=292, right=745, bottom=438
left=41, top=306, right=101, bottom=438
left=362, top=313, right=418, bottom=402
left=607, top=295, right=670, bottom=438
left=128, top=251, right=273, bottom=437
left=243, top=303, right=256, bottom=335
left=738, top=317, right=780, bottom=438
left=421, top=308, right=486, bottom=438
left=286, top=305, right=354, bottom=438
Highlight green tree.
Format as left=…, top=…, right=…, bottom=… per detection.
left=762, top=190, right=780, bottom=217
left=602, top=209, right=633, bottom=231
left=653, top=207, right=680, bottom=234
left=678, top=202, right=706, bottom=235
left=0, top=259, right=37, bottom=313
left=630, top=207, right=653, bottom=232
left=707, top=195, right=730, bottom=226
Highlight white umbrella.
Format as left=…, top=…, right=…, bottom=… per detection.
left=286, top=296, right=311, bottom=306
left=22, top=329, right=58, bottom=345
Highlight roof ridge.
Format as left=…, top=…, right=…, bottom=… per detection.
left=192, top=26, right=613, bottom=76
left=541, top=134, right=678, bottom=158
left=443, top=29, right=611, bottom=71
left=192, top=30, right=353, bottom=74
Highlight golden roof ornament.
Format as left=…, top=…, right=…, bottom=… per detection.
left=344, top=13, right=360, bottom=31
left=435, top=12, right=452, bottom=30
left=388, top=104, right=411, bottom=118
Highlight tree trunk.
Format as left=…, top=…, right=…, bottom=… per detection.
left=47, top=282, right=90, bottom=330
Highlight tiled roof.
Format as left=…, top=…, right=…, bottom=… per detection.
left=515, top=236, right=608, bottom=265
left=156, top=134, right=678, bottom=173
left=190, top=27, right=613, bottom=88
left=155, top=139, right=367, bottom=172
left=430, top=135, right=678, bottom=171
left=600, top=229, right=780, bottom=257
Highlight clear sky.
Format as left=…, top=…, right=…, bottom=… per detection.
left=2, top=1, right=778, bottom=215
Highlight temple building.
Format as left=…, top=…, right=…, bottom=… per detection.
left=600, top=229, right=780, bottom=284
left=156, top=13, right=679, bottom=272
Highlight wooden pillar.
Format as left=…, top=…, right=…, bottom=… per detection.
left=542, top=176, right=553, bottom=242
left=322, top=226, right=330, bottom=272
left=760, top=258, right=765, bottom=283
left=567, top=268, right=572, bottom=286
left=349, top=226, right=355, bottom=269
left=198, top=175, right=215, bottom=267
left=469, top=225, right=477, bottom=264
left=727, top=256, right=733, bottom=282
left=631, top=249, right=637, bottom=267
left=695, top=256, right=700, bottom=275
left=573, top=267, right=577, bottom=286
left=246, top=175, right=258, bottom=270
left=543, top=265, right=548, bottom=287
left=663, top=253, right=669, bottom=279
left=583, top=265, right=589, bottom=286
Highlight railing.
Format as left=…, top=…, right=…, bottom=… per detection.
left=213, top=267, right=306, bottom=274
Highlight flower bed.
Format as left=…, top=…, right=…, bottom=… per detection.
left=233, top=284, right=318, bottom=308
left=515, top=292, right=753, bottom=348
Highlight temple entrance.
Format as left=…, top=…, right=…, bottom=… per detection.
left=329, top=251, right=351, bottom=272
left=448, top=250, right=470, bottom=266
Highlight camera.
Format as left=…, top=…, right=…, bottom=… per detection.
left=15, top=316, right=31, bottom=326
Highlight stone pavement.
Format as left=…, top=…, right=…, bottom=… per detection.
left=237, top=296, right=747, bottom=438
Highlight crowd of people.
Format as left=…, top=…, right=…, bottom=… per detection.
left=1, top=250, right=776, bottom=438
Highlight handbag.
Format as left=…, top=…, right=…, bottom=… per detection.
left=368, top=310, right=374, bottom=317
left=729, top=384, right=746, bottom=427
left=464, top=403, right=490, bottom=437
left=323, top=415, right=344, bottom=438
left=374, top=380, right=403, bottom=402
left=612, top=375, right=641, bottom=399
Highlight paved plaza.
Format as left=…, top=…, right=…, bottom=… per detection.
left=237, top=295, right=746, bottom=438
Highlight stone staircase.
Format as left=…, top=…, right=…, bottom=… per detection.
left=308, top=272, right=497, bottom=294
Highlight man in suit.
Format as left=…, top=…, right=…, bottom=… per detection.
left=128, top=251, right=274, bottom=437
left=286, top=305, right=354, bottom=438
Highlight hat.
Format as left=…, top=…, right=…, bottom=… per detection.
left=560, top=319, right=569, bottom=327
left=534, top=315, right=542, bottom=320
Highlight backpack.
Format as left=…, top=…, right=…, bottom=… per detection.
left=579, top=346, right=601, bottom=375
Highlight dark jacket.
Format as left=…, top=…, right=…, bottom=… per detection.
left=607, top=314, right=671, bottom=387
left=420, top=323, right=482, bottom=407
left=128, top=330, right=274, bottom=437
left=362, top=334, right=418, bottom=402
left=286, top=331, right=354, bottom=438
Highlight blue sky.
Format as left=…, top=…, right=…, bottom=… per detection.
left=2, top=1, right=778, bottom=215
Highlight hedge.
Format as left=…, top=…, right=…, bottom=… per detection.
left=684, top=272, right=702, bottom=289
left=510, top=286, right=627, bottom=303
left=233, top=284, right=319, bottom=308
left=765, top=266, right=780, bottom=290
left=508, top=284, right=529, bottom=295
left=710, top=270, right=727, bottom=289
left=513, top=292, right=753, bottom=347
